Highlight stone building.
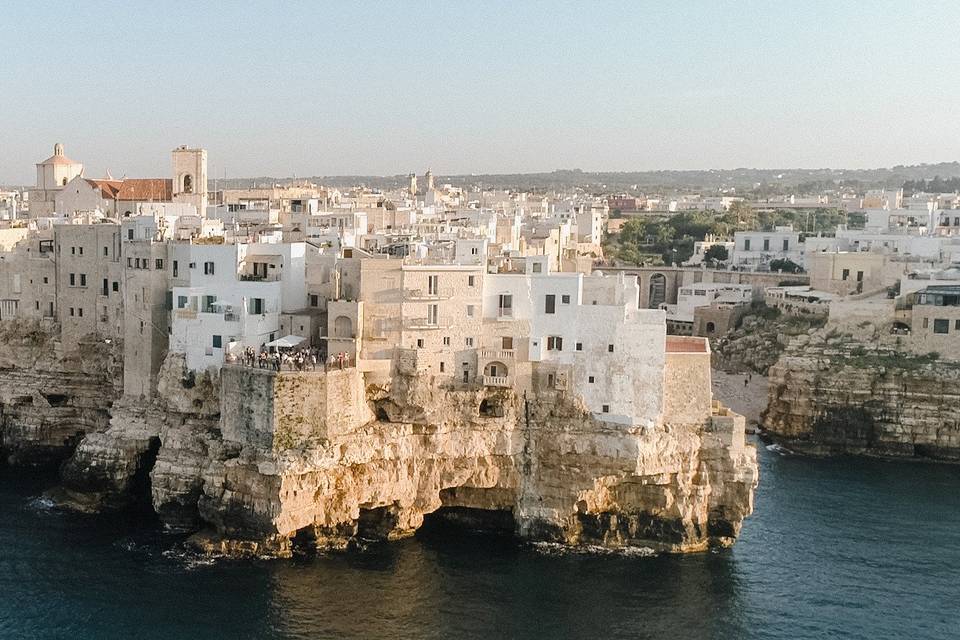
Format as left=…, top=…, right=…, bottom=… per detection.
left=29, top=143, right=84, bottom=217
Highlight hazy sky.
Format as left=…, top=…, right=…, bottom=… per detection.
left=3, top=0, right=960, bottom=183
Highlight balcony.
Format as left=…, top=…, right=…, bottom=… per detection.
left=478, top=349, right=515, bottom=360
left=404, top=287, right=453, bottom=300
left=239, top=273, right=281, bottom=282
left=481, top=375, right=511, bottom=388
left=404, top=316, right=452, bottom=329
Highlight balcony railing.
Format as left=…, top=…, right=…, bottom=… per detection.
left=404, top=316, right=452, bottom=329
left=481, top=375, right=511, bottom=388
left=404, top=287, right=454, bottom=300
left=239, top=273, right=281, bottom=282
left=478, top=349, right=515, bottom=360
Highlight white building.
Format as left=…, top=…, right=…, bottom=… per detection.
left=732, top=226, right=803, bottom=270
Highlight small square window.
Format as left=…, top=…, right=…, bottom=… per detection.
left=602, top=404, right=609, bottom=413
left=417, top=339, right=424, bottom=348
left=576, top=342, right=583, bottom=351
left=213, top=335, right=222, bottom=348
left=588, top=376, right=595, bottom=383
left=561, top=294, right=570, bottom=304
left=112, top=281, right=119, bottom=292
left=466, top=337, right=474, bottom=347
left=439, top=362, right=445, bottom=372
left=443, top=336, right=451, bottom=346
left=608, top=344, right=614, bottom=353
left=468, top=276, right=475, bottom=287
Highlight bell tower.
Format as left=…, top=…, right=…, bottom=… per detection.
left=172, top=146, right=208, bottom=214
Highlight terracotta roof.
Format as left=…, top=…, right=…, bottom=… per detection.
left=665, top=336, right=709, bottom=354
left=38, top=154, right=81, bottom=166
left=84, top=179, right=123, bottom=199
left=115, top=178, right=172, bottom=202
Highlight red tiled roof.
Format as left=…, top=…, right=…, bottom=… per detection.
left=665, top=336, right=708, bottom=353
left=115, top=178, right=172, bottom=202
left=84, top=179, right=123, bottom=199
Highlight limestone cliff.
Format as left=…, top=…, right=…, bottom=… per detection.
left=0, top=320, right=121, bottom=467
left=763, top=322, right=960, bottom=460
left=1, top=321, right=757, bottom=557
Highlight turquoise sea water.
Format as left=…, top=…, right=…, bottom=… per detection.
left=2, top=444, right=959, bottom=640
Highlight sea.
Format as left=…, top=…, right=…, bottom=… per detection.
left=1, top=443, right=959, bottom=640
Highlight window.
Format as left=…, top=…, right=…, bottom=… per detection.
left=202, top=295, right=217, bottom=313
left=183, top=174, right=193, bottom=194
left=923, top=318, right=929, bottom=329
left=933, top=319, right=949, bottom=334
left=135, top=258, right=141, bottom=269
left=102, top=279, right=108, bottom=295
left=156, top=259, right=164, bottom=270
left=575, top=342, right=583, bottom=351
left=439, top=362, right=445, bottom=372
left=177, top=296, right=188, bottom=309
left=428, top=275, right=439, bottom=295
left=706, top=321, right=716, bottom=333
left=561, top=294, right=570, bottom=304
left=127, top=257, right=132, bottom=267
left=78, top=247, right=83, bottom=255
left=532, top=263, right=542, bottom=273
left=744, top=238, right=751, bottom=251
left=955, top=319, right=960, bottom=331
left=43, top=277, right=48, bottom=284
left=112, top=281, right=119, bottom=292
left=466, top=337, right=474, bottom=347
left=127, top=229, right=134, bottom=240
left=602, top=404, right=610, bottom=413
left=471, top=247, right=479, bottom=255
left=608, top=344, right=614, bottom=353
left=212, top=335, right=222, bottom=348
left=173, top=261, right=179, bottom=278
left=545, top=294, right=556, bottom=314
left=79, top=274, right=86, bottom=287
left=763, top=239, right=770, bottom=251
left=841, top=269, right=850, bottom=281
left=443, top=336, right=451, bottom=346
left=310, top=294, right=319, bottom=307
left=466, top=304, right=475, bottom=317
left=468, top=275, right=475, bottom=287
left=502, top=336, right=513, bottom=350
left=498, top=294, right=513, bottom=318
left=249, top=298, right=264, bottom=314
left=203, top=261, right=215, bottom=275
left=417, top=338, right=424, bottom=348
left=546, top=336, right=563, bottom=351
left=588, top=376, right=595, bottom=383
left=69, top=273, right=75, bottom=286
left=71, top=247, right=75, bottom=255
left=77, top=308, right=83, bottom=317
left=856, top=271, right=864, bottom=282
left=428, top=304, right=439, bottom=325
left=69, top=307, right=74, bottom=316
left=103, top=246, right=108, bottom=257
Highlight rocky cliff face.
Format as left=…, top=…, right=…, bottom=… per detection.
left=0, top=321, right=121, bottom=467
left=763, top=323, right=960, bottom=460
left=2, top=321, right=757, bottom=557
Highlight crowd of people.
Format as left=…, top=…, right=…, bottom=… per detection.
left=228, top=346, right=354, bottom=372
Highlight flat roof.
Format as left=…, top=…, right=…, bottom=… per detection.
left=665, top=336, right=708, bottom=354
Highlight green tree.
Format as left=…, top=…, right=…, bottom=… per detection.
left=769, top=258, right=803, bottom=273
left=704, top=244, right=729, bottom=265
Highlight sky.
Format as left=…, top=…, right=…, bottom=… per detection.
left=2, top=0, right=960, bottom=183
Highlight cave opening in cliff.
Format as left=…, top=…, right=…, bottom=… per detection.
left=42, top=393, right=68, bottom=407
left=419, top=488, right=517, bottom=539
left=356, top=505, right=401, bottom=541
left=478, top=397, right=504, bottom=418
left=128, top=436, right=162, bottom=516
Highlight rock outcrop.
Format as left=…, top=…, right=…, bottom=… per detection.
left=2, top=321, right=757, bottom=557
left=711, top=307, right=825, bottom=374
left=763, top=322, right=960, bottom=460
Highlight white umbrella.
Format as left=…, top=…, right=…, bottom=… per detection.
left=264, top=335, right=306, bottom=348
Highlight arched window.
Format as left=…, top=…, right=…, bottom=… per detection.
left=183, top=174, right=193, bottom=194
left=648, top=273, right=667, bottom=309
left=705, top=321, right=716, bottom=333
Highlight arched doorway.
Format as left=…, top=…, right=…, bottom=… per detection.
left=333, top=315, right=353, bottom=338
left=483, top=361, right=508, bottom=378
left=648, top=273, right=667, bottom=309
left=183, top=174, right=193, bottom=194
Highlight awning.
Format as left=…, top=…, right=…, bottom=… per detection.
left=264, top=335, right=306, bottom=348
